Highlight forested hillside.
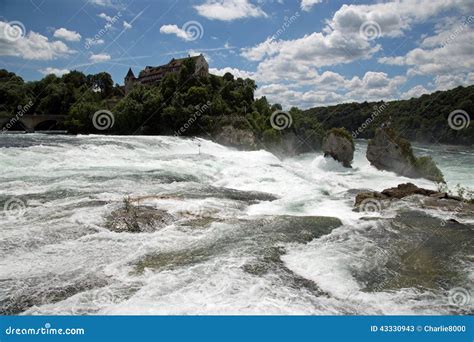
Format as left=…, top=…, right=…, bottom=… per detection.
left=305, top=86, right=474, bottom=145
left=1, top=63, right=472, bottom=148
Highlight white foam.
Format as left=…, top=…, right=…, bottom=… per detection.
left=1, top=134, right=472, bottom=315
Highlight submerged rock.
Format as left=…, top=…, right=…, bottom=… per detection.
left=366, top=128, right=444, bottom=182
left=106, top=199, right=175, bottom=233
left=322, top=128, right=355, bottom=167
left=133, top=215, right=342, bottom=274
left=0, top=273, right=108, bottom=315
left=361, top=210, right=473, bottom=304
left=152, top=185, right=279, bottom=203
left=266, top=216, right=342, bottom=242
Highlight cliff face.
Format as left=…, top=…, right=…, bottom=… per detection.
left=322, top=129, right=354, bottom=168
left=367, top=128, right=444, bottom=182
left=213, top=125, right=258, bottom=150
left=367, top=128, right=419, bottom=178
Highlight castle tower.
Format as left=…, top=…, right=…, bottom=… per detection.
left=124, top=68, right=136, bottom=94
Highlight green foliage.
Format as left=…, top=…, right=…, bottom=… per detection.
left=306, top=86, right=474, bottom=145
left=66, top=99, right=102, bottom=133
left=0, top=67, right=327, bottom=153
left=262, top=128, right=281, bottom=145
left=0, top=68, right=122, bottom=132
left=289, top=107, right=325, bottom=152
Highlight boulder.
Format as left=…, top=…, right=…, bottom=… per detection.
left=367, top=128, right=418, bottom=178
left=367, top=128, right=444, bottom=182
left=322, top=128, right=354, bottom=167
left=106, top=200, right=175, bottom=233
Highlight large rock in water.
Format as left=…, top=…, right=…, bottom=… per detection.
left=106, top=203, right=175, bottom=233
left=366, top=128, right=444, bottom=182
left=322, top=128, right=354, bottom=167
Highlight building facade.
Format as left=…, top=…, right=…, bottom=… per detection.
left=124, top=54, right=209, bottom=94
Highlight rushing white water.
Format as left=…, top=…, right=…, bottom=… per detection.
left=0, top=134, right=473, bottom=315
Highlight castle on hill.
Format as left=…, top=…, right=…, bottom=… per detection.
left=124, top=54, right=209, bottom=94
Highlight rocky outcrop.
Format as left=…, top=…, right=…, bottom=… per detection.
left=381, top=182, right=439, bottom=199
left=355, top=183, right=463, bottom=208
left=322, top=128, right=354, bottom=167
left=367, top=128, right=444, bottom=182
left=213, top=125, right=258, bottom=150
left=106, top=199, right=175, bottom=233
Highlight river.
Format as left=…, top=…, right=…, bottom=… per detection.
left=0, top=134, right=473, bottom=315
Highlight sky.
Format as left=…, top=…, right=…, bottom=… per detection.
left=0, top=0, right=473, bottom=109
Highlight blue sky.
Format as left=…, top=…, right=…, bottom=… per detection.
left=0, top=0, right=473, bottom=108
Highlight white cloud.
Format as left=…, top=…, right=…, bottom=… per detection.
left=242, top=32, right=380, bottom=83
left=194, top=0, right=267, bottom=21
left=98, top=12, right=114, bottom=22
left=159, top=24, right=196, bottom=41
left=53, top=28, right=81, bottom=42
left=379, top=17, right=474, bottom=82
left=39, top=67, right=70, bottom=76
left=345, top=72, right=406, bottom=101
left=123, top=21, right=132, bottom=30
left=241, top=37, right=282, bottom=61
left=89, top=0, right=124, bottom=9
left=327, top=1, right=469, bottom=40
left=89, top=53, right=111, bottom=63
left=243, top=0, right=474, bottom=80
left=252, top=70, right=407, bottom=108
left=89, top=0, right=113, bottom=6
left=401, top=85, right=430, bottom=100
left=434, top=72, right=474, bottom=91
left=210, top=67, right=255, bottom=79
left=238, top=0, right=474, bottom=109
left=0, top=21, right=75, bottom=60
left=300, top=0, right=322, bottom=12
left=256, top=83, right=346, bottom=108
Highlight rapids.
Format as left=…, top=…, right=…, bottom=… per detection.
left=0, top=134, right=473, bottom=315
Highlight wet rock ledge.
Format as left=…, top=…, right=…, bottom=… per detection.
left=355, top=183, right=474, bottom=216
